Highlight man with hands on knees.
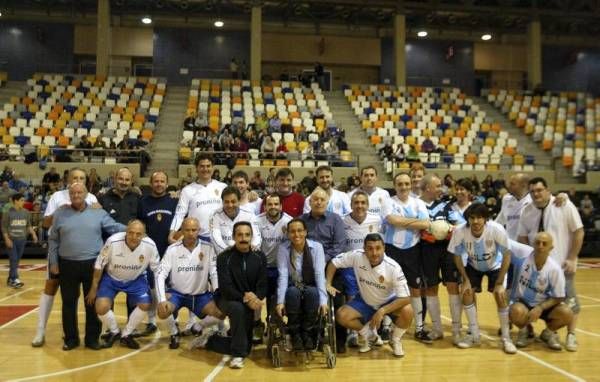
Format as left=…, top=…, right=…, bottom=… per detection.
left=326, top=234, right=413, bottom=357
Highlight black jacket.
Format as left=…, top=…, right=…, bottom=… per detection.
left=217, top=247, right=267, bottom=303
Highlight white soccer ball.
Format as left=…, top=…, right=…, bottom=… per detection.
left=430, top=220, right=451, bottom=240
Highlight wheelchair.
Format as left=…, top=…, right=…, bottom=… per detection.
left=266, top=295, right=336, bottom=369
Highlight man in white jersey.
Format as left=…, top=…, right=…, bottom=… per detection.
left=496, top=174, right=532, bottom=239
left=86, top=220, right=160, bottom=349
left=517, top=177, right=584, bottom=352
left=303, top=165, right=351, bottom=216
left=448, top=203, right=517, bottom=354
left=232, top=171, right=262, bottom=215
left=157, top=218, right=224, bottom=350
left=509, top=233, right=573, bottom=350
left=382, top=172, right=431, bottom=343
left=347, top=166, right=390, bottom=216
left=210, top=186, right=262, bottom=254
left=169, top=153, right=227, bottom=243
left=326, top=234, right=413, bottom=357
left=31, top=168, right=98, bottom=347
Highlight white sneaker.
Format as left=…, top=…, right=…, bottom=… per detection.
left=516, top=327, right=531, bottom=348
left=502, top=338, right=517, bottom=354
left=390, top=336, right=404, bottom=358
left=347, top=331, right=359, bottom=348
left=229, top=357, right=245, bottom=369
left=545, top=331, right=562, bottom=351
left=189, top=326, right=217, bottom=350
left=565, top=332, right=578, bottom=352
left=358, top=334, right=372, bottom=353
left=218, top=320, right=230, bottom=337
left=368, top=331, right=384, bottom=347
left=452, top=332, right=461, bottom=346
left=428, top=329, right=444, bottom=341
left=31, top=331, right=45, bottom=347
left=456, top=334, right=481, bottom=349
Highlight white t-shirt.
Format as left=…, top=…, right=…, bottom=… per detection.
left=170, top=180, right=227, bottom=236
left=155, top=240, right=217, bottom=302
left=44, top=189, right=98, bottom=217
left=257, top=212, right=293, bottom=267
left=382, top=195, right=428, bottom=249
left=448, top=221, right=509, bottom=272
left=209, top=208, right=262, bottom=254
left=241, top=198, right=263, bottom=216
left=94, top=232, right=160, bottom=282
left=510, top=252, right=566, bottom=307
left=517, top=196, right=583, bottom=264
left=342, top=212, right=383, bottom=251
left=304, top=188, right=351, bottom=216
left=332, top=249, right=409, bottom=308
left=347, top=187, right=391, bottom=216
left=495, top=193, right=532, bottom=239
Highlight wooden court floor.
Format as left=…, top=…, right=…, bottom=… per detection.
left=0, top=258, right=599, bottom=382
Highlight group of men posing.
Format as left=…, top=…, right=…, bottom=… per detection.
left=30, top=153, right=584, bottom=369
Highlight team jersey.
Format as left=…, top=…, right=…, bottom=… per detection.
left=347, top=187, right=391, bottom=216
left=448, top=221, right=509, bottom=272
left=44, top=189, right=98, bottom=217
left=495, top=193, right=532, bottom=239
left=517, top=196, right=583, bottom=264
left=94, top=232, right=160, bottom=282
left=241, top=198, right=262, bottom=216
left=510, top=250, right=566, bottom=307
left=382, top=195, right=429, bottom=249
left=332, top=249, right=410, bottom=308
left=170, top=180, right=227, bottom=236
left=137, top=193, right=178, bottom=256
left=422, top=198, right=466, bottom=242
left=257, top=212, right=293, bottom=267
left=155, top=240, right=217, bottom=302
left=209, top=208, right=262, bottom=254
left=450, top=201, right=471, bottom=219
left=342, top=212, right=383, bottom=251
left=303, top=189, right=351, bottom=216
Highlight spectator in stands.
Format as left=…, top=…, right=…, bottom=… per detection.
left=575, top=156, right=587, bottom=178
left=256, top=114, right=268, bottom=132
left=481, top=175, right=495, bottom=198
left=249, top=171, right=265, bottom=191
left=580, top=194, right=595, bottom=220
left=493, top=173, right=506, bottom=193
left=314, top=62, right=325, bottom=89
left=394, top=145, right=406, bottom=162
left=260, top=136, right=276, bottom=159
left=312, top=107, right=324, bottom=120
left=279, top=69, right=290, bottom=81
left=0, top=148, right=8, bottom=162
left=87, top=168, right=102, bottom=196
left=23, top=142, right=37, bottom=164
left=406, top=145, right=419, bottom=162
left=8, top=173, right=27, bottom=192
left=223, top=169, right=234, bottom=185
left=184, top=112, right=197, bottom=131
left=269, top=116, right=282, bottom=135
left=276, top=141, right=288, bottom=159
left=337, top=135, right=348, bottom=151
left=421, top=137, right=436, bottom=154
left=325, top=138, right=339, bottom=159
left=195, top=112, right=208, bottom=131
left=443, top=174, right=455, bottom=196
left=42, top=167, right=61, bottom=194
left=0, top=166, right=13, bottom=183
left=0, top=181, right=16, bottom=208
left=212, top=169, right=222, bottom=182
left=240, top=60, right=248, bottom=80
left=230, top=58, right=239, bottom=79
left=78, top=135, right=93, bottom=156
left=379, top=143, right=393, bottom=161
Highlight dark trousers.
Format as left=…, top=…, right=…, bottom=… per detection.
left=207, top=298, right=254, bottom=358
left=285, top=285, right=319, bottom=337
left=58, top=258, right=101, bottom=346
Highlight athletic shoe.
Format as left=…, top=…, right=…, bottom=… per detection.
left=369, top=331, right=384, bottom=347
left=102, top=331, right=121, bottom=348
left=189, top=326, right=218, bottom=350
left=181, top=326, right=202, bottom=337
left=12, top=279, right=24, bottom=289
left=120, top=335, right=140, bottom=350
left=100, top=330, right=112, bottom=341
left=380, top=325, right=391, bottom=343
left=427, top=329, right=444, bottom=341
left=31, top=332, right=45, bottom=348
left=456, top=334, right=481, bottom=349
left=516, top=327, right=531, bottom=348
left=218, top=320, right=230, bottom=337
left=452, top=332, right=461, bottom=346
left=85, top=341, right=102, bottom=350
left=358, top=334, right=371, bottom=353
left=229, top=357, right=245, bottom=369
left=62, top=340, right=80, bottom=351
left=502, top=338, right=517, bottom=354
left=169, top=334, right=180, bottom=349
left=414, top=330, right=433, bottom=344
left=140, top=323, right=158, bottom=337
left=391, top=337, right=404, bottom=358
left=541, top=330, right=562, bottom=351
left=565, top=332, right=578, bottom=352
left=347, top=331, right=359, bottom=348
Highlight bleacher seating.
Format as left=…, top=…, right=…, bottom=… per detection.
left=485, top=89, right=599, bottom=171
left=0, top=73, right=166, bottom=162
left=344, top=84, right=532, bottom=173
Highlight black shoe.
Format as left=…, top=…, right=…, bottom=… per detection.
left=527, top=324, right=535, bottom=339
left=303, top=335, right=315, bottom=351
left=100, top=330, right=112, bottom=341
left=85, top=341, right=102, bottom=350
left=62, top=341, right=80, bottom=351
left=102, top=331, right=121, bottom=348
left=415, top=330, right=433, bottom=344
left=380, top=326, right=391, bottom=342
left=292, top=334, right=304, bottom=351
left=120, top=335, right=140, bottom=350
left=169, top=334, right=180, bottom=349
left=140, top=323, right=158, bottom=337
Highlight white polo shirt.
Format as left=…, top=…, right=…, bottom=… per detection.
left=95, top=232, right=160, bottom=282
left=342, top=212, right=383, bottom=251
left=448, top=221, right=509, bottom=272
left=257, top=212, right=293, bottom=267
left=495, top=193, right=532, bottom=239
left=304, top=188, right=351, bottom=216
left=332, top=249, right=409, bottom=308
left=347, top=187, right=391, bottom=216
left=170, top=180, right=227, bottom=236
left=209, top=208, right=262, bottom=254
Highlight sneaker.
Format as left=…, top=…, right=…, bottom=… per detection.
left=456, top=334, right=481, bottom=349
left=169, top=334, right=180, bottom=350
left=452, top=332, right=461, bottom=346
left=120, top=335, right=140, bottom=350
left=543, top=331, right=562, bottom=351
left=565, top=332, right=578, bottom=352
left=347, top=331, right=359, bottom=348
left=368, top=331, right=384, bottom=347
left=102, top=331, right=121, bottom=348
left=516, top=327, right=531, bottom=348
left=414, top=330, right=433, bottom=344
left=189, top=326, right=217, bottom=350
left=502, top=338, right=517, bottom=354
left=253, top=321, right=265, bottom=344
left=140, top=323, right=158, bottom=337
left=180, top=326, right=201, bottom=337
left=218, top=320, right=230, bottom=337
left=391, top=336, right=404, bottom=358
left=229, top=357, right=245, bottom=369
left=358, top=334, right=371, bottom=353
left=380, top=325, right=391, bottom=343
left=12, top=279, right=24, bottom=289
left=100, top=330, right=112, bottom=341
left=31, top=332, right=45, bottom=348
left=427, top=329, right=444, bottom=341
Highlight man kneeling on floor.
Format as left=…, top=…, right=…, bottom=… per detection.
left=326, top=233, right=413, bottom=357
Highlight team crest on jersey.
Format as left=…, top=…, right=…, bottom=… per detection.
left=486, top=239, right=494, bottom=247
left=281, top=226, right=287, bottom=234
left=138, top=254, right=144, bottom=263
left=199, top=252, right=204, bottom=261
left=215, top=189, right=219, bottom=196
left=157, top=213, right=162, bottom=222
left=379, top=275, right=385, bottom=283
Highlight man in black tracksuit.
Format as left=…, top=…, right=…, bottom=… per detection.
left=206, top=221, right=267, bottom=369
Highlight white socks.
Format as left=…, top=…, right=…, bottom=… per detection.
left=392, top=326, right=407, bottom=340
left=147, top=289, right=157, bottom=325
left=498, top=307, right=510, bottom=339
left=411, top=297, right=424, bottom=332
left=449, top=294, right=463, bottom=335
left=122, top=307, right=146, bottom=337
left=464, top=303, right=480, bottom=338
left=99, top=310, right=120, bottom=334
left=166, top=315, right=179, bottom=336
left=37, top=293, right=55, bottom=333
left=359, top=324, right=370, bottom=338
left=198, top=315, right=221, bottom=329
left=426, top=296, right=442, bottom=333
left=184, top=313, right=198, bottom=330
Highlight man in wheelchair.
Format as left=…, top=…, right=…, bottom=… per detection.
left=276, top=218, right=328, bottom=351
left=326, top=233, right=413, bottom=357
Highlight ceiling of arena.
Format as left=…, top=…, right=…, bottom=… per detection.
left=2, top=0, right=600, bottom=36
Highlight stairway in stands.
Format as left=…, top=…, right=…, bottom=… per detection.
left=144, top=85, right=188, bottom=180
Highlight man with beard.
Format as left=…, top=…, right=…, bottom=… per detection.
left=303, top=165, right=350, bottom=216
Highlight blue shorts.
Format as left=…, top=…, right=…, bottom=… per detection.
left=346, top=294, right=396, bottom=324
left=97, top=273, right=152, bottom=305
left=167, top=289, right=214, bottom=318
left=340, top=268, right=359, bottom=298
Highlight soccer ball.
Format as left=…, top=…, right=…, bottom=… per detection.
left=429, top=220, right=451, bottom=241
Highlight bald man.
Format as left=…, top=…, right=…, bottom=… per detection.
left=508, top=233, right=573, bottom=351
left=99, top=167, right=140, bottom=225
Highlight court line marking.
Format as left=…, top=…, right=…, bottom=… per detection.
left=581, top=304, right=600, bottom=308
left=578, top=294, right=600, bottom=303
left=0, top=288, right=34, bottom=302
left=576, top=328, right=600, bottom=338
left=441, top=315, right=585, bottom=382
left=0, top=307, right=38, bottom=331
left=203, top=355, right=231, bottom=382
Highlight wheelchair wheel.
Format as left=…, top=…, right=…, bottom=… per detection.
left=327, top=296, right=337, bottom=353
left=271, top=344, right=281, bottom=368
left=323, top=344, right=336, bottom=369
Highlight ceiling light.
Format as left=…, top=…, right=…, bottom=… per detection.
left=214, top=20, right=224, bottom=28
left=481, top=33, right=492, bottom=41
left=141, top=16, right=152, bottom=24
left=417, top=30, right=428, bottom=37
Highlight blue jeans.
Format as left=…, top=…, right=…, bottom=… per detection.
left=8, top=239, right=26, bottom=281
